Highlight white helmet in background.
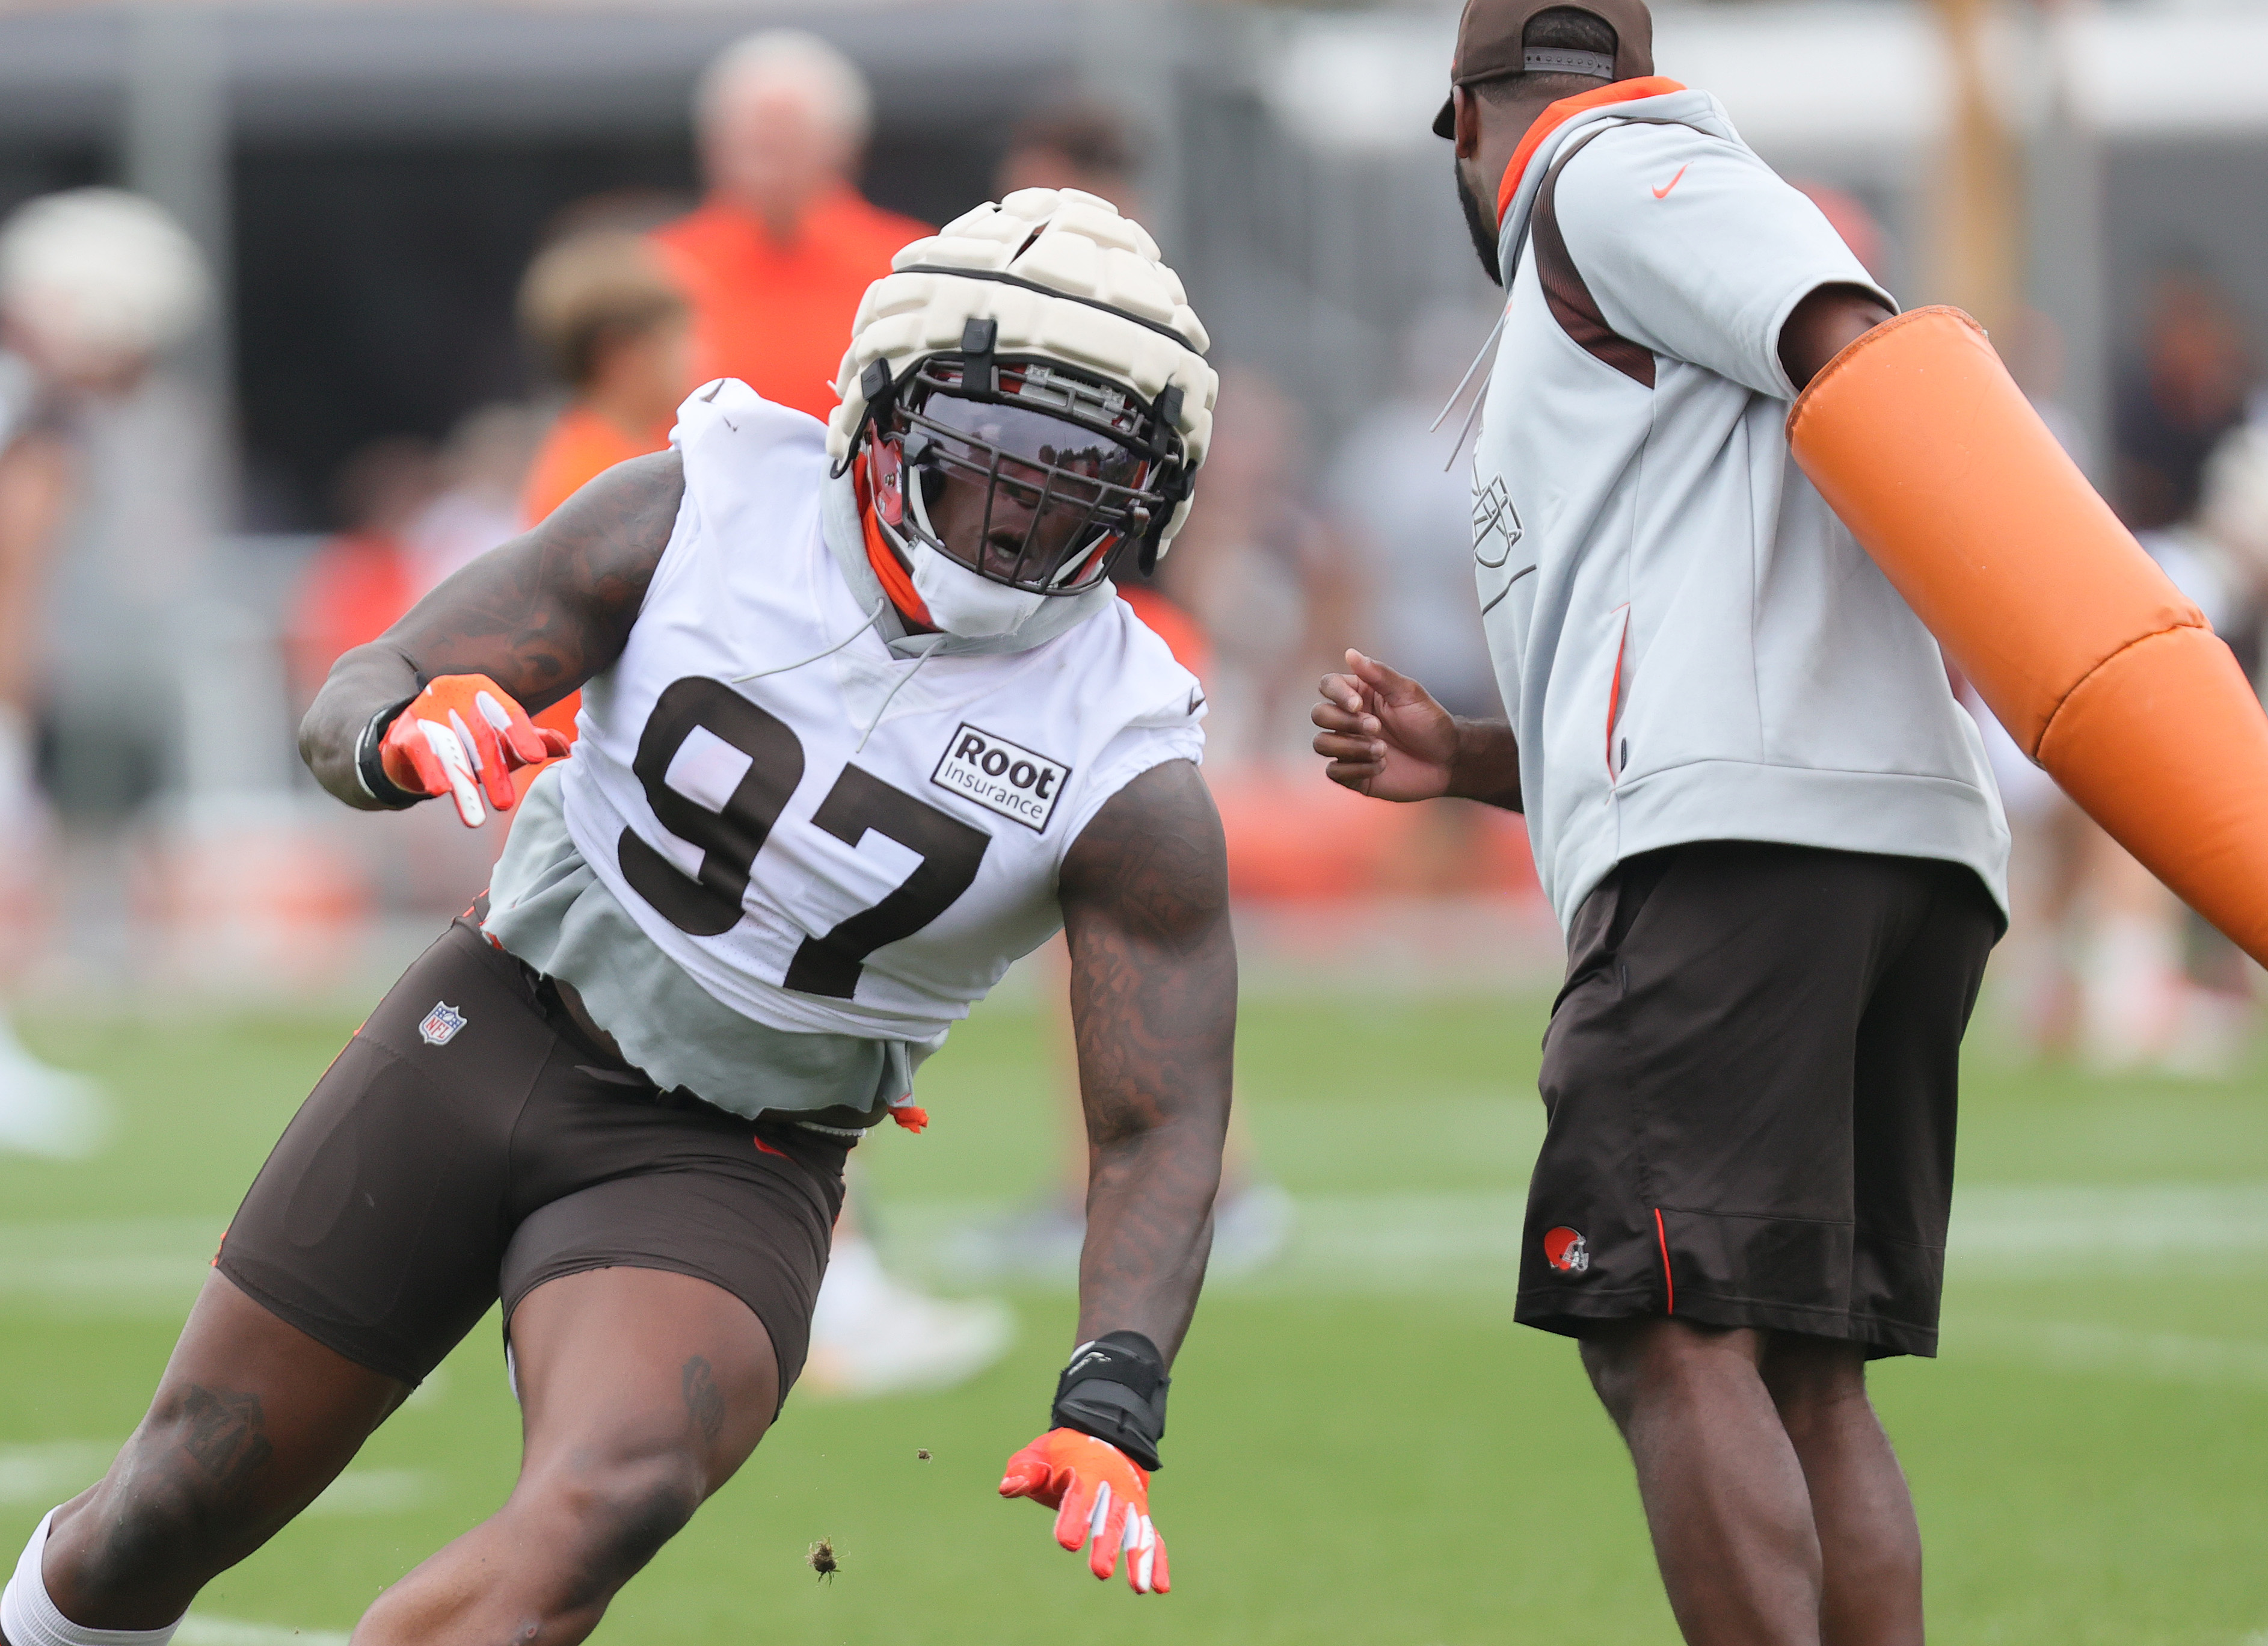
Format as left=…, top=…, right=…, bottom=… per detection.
left=828, top=189, right=1217, bottom=630
left=2201, top=423, right=2268, bottom=580
left=0, top=188, right=210, bottom=380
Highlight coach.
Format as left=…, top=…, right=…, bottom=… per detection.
left=1314, top=3, right=2010, bottom=1642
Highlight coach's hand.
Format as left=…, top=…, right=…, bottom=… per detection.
left=1313, top=650, right=1523, bottom=812
left=380, top=674, right=568, bottom=827
left=1000, top=1428, right=1169, bottom=1594
left=1312, top=650, right=1458, bottom=801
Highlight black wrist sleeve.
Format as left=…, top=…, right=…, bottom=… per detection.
left=1050, top=1330, right=1169, bottom=1472
left=354, top=695, right=426, bottom=810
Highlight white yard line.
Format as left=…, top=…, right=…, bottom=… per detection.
left=304, top=1468, right=429, bottom=1517
left=0, top=1218, right=224, bottom=1315
left=0, top=1445, right=429, bottom=1516
left=1949, top=1319, right=2268, bottom=1391
left=1946, top=1184, right=2268, bottom=1274
left=177, top=1616, right=350, bottom=1646
left=885, top=1183, right=2268, bottom=1292
left=5, top=1184, right=2264, bottom=1310
left=0, top=1441, right=115, bottom=1506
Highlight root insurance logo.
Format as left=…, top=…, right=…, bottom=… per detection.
left=931, top=724, right=1071, bottom=833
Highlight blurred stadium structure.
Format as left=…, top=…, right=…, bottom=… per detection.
left=1, top=0, right=2266, bottom=1000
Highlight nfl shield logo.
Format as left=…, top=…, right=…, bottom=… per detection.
left=419, top=1002, right=467, bottom=1047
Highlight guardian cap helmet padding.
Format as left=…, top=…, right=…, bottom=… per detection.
left=829, top=189, right=1218, bottom=590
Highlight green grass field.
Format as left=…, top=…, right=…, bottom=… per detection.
left=3, top=977, right=2265, bottom=1645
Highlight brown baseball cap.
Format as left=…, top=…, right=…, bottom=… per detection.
left=1431, top=0, right=1655, bottom=139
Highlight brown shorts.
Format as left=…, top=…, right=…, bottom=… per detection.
left=1517, top=842, right=1999, bottom=1358
left=217, top=919, right=849, bottom=1395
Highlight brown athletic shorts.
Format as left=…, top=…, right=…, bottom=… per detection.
left=217, top=918, right=850, bottom=1395
left=1516, top=841, right=2000, bottom=1358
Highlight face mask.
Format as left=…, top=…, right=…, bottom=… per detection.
left=908, top=540, right=1050, bottom=640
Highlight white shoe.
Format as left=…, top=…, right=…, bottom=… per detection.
left=0, top=1046, right=111, bottom=1159
left=802, top=1236, right=1014, bottom=1399
left=941, top=1195, right=1084, bottom=1283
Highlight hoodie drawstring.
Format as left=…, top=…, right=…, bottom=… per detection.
left=1436, top=305, right=1508, bottom=473
left=730, top=596, right=891, bottom=685
left=854, top=635, right=945, bottom=752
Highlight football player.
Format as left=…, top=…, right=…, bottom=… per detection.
left=1, top=190, right=1223, bottom=1646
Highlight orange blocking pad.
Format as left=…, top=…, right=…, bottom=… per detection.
left=2038, top=624, right=2268, bottom=953
left=1789, top=304, right=2268, bottom=964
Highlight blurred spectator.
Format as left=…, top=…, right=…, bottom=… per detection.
left=991, top=102, right=1212, bottom=676
left=2032, top=427, right=2268, bottom=1073
left=651, top=29, right=927, bottom=419
left=285, top=434, right=524, bottom=917
left=541, top=188, right=689, bottom=248
left=0, top=188, right=213, bottom=1153
left=1332, top=307, right=1501, bottom=722
left=286, top=437, right=434, bottom=709
left=2115, top=271, right=2254, bottom=531
left=2200, top=423, right=2268, bottom=663
left=509, top=230, right=695, bottom=779
left=517, top=230, right=692, bottom=525
left=1158, top=366, right=1356, bottom=767
left=653, top=39, right=1004, bottom=1395
left=0, top=357, right=64, bottom=818
left=2, top=193, right=220, bottom=825
left=1997, top=307, right=2095, bottom=479
left=998, top=104, right=1146, bottom=218
left=405, top=403, right=540, bottom=596
left=947, top=114, right=1288, bottom=1292
left=1962, top=307, right=2097, bottom=1056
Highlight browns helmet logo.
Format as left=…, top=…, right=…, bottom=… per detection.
left=1543, top=1226, right=1591, bottom=1274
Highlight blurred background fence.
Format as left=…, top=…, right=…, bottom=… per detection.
left=2, top=0, right=2266, bottom=1019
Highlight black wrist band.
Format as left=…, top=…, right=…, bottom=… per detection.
left=1051, top=1330, right=1169, bottom=1472
left=355, top=695, right=426, bottom=810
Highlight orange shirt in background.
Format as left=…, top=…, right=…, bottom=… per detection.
left=650, top=186, right=930, bottom=419
left=288, top=532, right=416, bottom=704
left=519, top=404, right=666, bottom=528
left=1119, top=586, right=1212, bottom=681
left=514, top=404, right=673, bottom=754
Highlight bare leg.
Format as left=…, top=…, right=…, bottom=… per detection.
left=28, top=1272, right=406, bottom=1632
left=1760, top=1336, right=1923, bottom=1646
left=1580, top=1320, right=1823, bottom=1646
left=351, top=1267, right=777, bottom=1645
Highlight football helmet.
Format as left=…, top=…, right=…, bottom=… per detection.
left=829, top=190, right=1217, bottom=599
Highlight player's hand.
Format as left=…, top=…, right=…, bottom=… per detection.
left=380, top=675, right=568, bottom=828
left=1312, top=649, right=1457, bottom=801
left=999, top=1428, right=1169, bottom=1594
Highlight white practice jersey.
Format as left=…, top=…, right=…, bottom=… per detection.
left=556, top=380, right=1206, bottom=1046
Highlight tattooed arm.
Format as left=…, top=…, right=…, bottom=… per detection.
left=298, top=452, right=685, bottom=809
left=1056, top=759, right=1236, bottom=1360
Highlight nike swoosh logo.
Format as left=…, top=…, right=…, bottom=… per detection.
left=1652, top=165, right=1689, bottom=200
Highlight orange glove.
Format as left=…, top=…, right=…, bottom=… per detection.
left=999, top=1428, right=1168, bottom=1594
left=378, top=675, right=568, bottom=828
